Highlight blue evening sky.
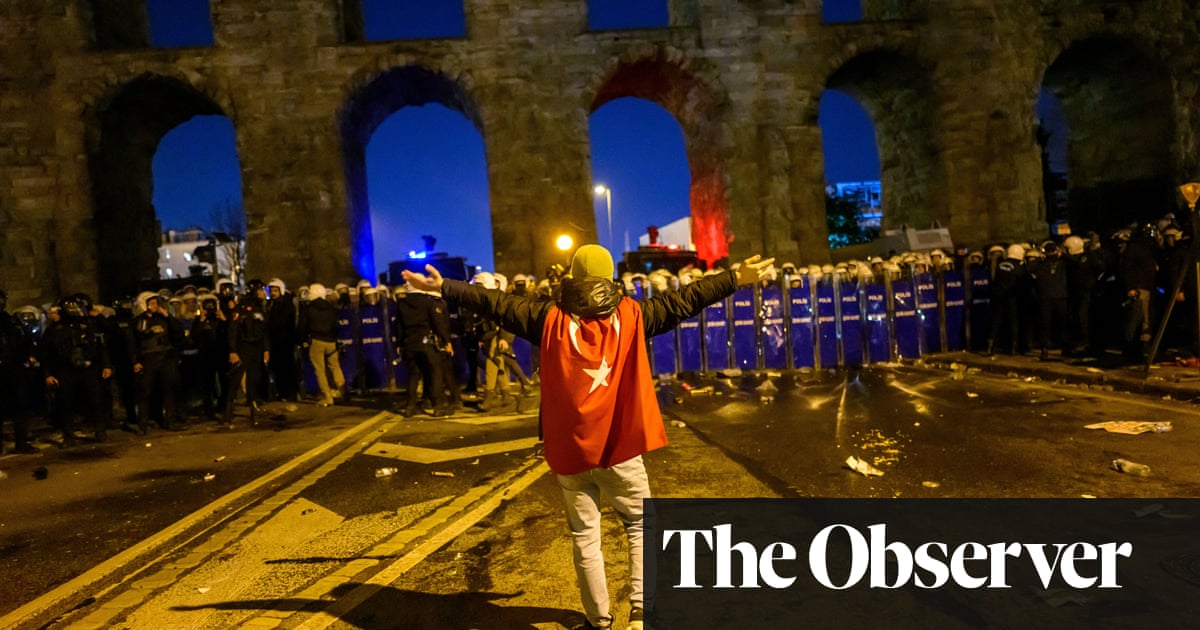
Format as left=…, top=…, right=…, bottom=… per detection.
left=150, top=1, right=883, bottom=277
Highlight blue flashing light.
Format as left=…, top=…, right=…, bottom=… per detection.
left=408, top=250, right=427, bottom=260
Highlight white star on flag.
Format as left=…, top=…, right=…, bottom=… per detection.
left=582, top=356, right=612, bottom=394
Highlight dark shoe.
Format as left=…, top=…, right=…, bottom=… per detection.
left=401, top=405, right=418, bottom=418
left=629, top=607, right=645, bottom=630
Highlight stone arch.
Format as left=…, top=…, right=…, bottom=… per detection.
left=338, top=64, right=482, bottom=280
left=822, top=48, right=942, bottom=232
left=87, top=73, right=228, bottom=300
left=1039, top=35, right=1174, bottom=234
left=588, top=50, right=730, bottom=264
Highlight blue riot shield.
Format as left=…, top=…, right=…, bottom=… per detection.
left=652, top=327, right=678, bottom=376
left=678, top=315, right=703, bottom=372
left=915, top=272, right=940, bottom=353
left=702, top=298, right=730, bottom=371
left=337, top=306, right=359, bottom=389
left=864, top=281, right=891, bottom=363
left=761, top=285, right=787, bottom=369
left=892, top=279, right=920, bottom=359
left=816, top=279, right=838, bottom=368
left=943, top=271, right=966, bottom=351
left=358, top=303, right=389, bottom=390
left=731, top=287, right=757, bottom=370
left=969, top=268, right=990, bottom=352
left=789, top=279, right=815, bottom=369
left=839, top=280, right=864, bottom=365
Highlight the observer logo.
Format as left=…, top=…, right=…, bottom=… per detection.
left=662, top=523, right=1133, bottom=591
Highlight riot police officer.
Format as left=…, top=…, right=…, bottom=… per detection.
left=0, top=289, right=37, bottom=453
left=227, top=285, right=269, bottom=424
left=394, top=283, right=452, bottom=417
left=130, top=292, right=184, bottom=433
left=985, top=244, right=1025, bottom=356
left=108, top=297, right=138, bottom=429
left=41, top=294, right=111, bottom=445
left=193, top=294, right=225, bottom=421
left=267, top=278, right=300, bottom=401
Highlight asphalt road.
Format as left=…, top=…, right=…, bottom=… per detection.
left=2, top=364, right=1198, bottom=629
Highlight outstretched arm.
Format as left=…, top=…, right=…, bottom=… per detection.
left=641, top=254, right=775, bottom=337
left=403, top=266, right=552, bottom=345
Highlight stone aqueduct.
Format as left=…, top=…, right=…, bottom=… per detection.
left=1, top=0, right=1198, bottom=304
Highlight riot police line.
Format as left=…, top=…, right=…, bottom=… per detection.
left=637, top=265, right=981, bottom=375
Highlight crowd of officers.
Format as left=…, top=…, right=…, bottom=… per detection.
left=1, top=215, right=1195, bottom=453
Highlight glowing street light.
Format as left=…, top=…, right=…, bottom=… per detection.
left=555, top=233, right=574, bottom=252
left=593, top=184, right=612, bottom=251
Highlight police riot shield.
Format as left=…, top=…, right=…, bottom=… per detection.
left=761, top=283, right=787, bottom=369
left=943, top=270, right=966, bottom=351
left=839, top=279, right=864, bottom=365
left=968, top=267, right=990, bottom=352
left=731, top=287, right=757, bottom=370
left=358, top=303, right=389, bottom=390
left=651, top=328, right=678, bottom=376
left=789, top=277, right=815, bottom=369
left=915, top=272, right=941, bottom=353
left=863, top=280, right=891, bottom=363
left=702, top=297, right=730, bottom=372
left=892, top=277, right=921, bottom=359
left=678, top=314, right=703, bottom=372
left=816, top=277, right=838, bottom=369
left=337, top=305, right=360, bottom=389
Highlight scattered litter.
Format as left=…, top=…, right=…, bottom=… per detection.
left=759, top=396, right=775, bottom=404
left=913, top=422, right=920, bottom=427
left=375, top=467, right=398, bottom=478
left=755, top=379, right=778, bottom=393
left=966, top=392, right=979, bottom=398
left=967, top=368, right=982, bottom=375
left=431, top=471, right=455, bottom=478
left=1023, top=376, right=1039, bottom=383
left=673, top=397, right=684, bottom=405
left=300, top=508, right=315, bottom=516
left=470, top=459, right=480, bottom=465
left=214, top=456, right=226, bottom=463
left=1085, top=367, right=1104, bottom=374
left=1080, top=494, right=1096, bottom=499
left=680, top=382, right=693, bottom=392
left=145, top=442, right=152, bottom=448
left=1040, top=588, right=1091, bottom=607
left=284, top=404, right=299, bottom=413
left=1111, top=458, right=1151, bottom=477
left=689, top=385, right=715, bottom=396
left=32, top=466, right=47, bottom=480
left=717, top=368, right=743, bottom=378
left=670, top=420, right=687, bottom=428
left=1162, top=394, right=1173, bottom=401
left=845, top=456, right=884, bottom=477
left=1133, top=503, right=1164, bottom=518
left=203, top=473, right=216, bottom=482
left=766, top=371, right=782, bottom=378
left=455, top=552, right=463, bottom=560
left=921, top=481, right=940, bottom=488
left=197, top=587, right=211, bottom=594
left=1085, top=421, right=1172, bottom=435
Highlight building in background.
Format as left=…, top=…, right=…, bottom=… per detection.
left=157, top=227, right=243, bottom=283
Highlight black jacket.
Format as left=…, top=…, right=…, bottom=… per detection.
left=394, top=293, right=453, bottom=353
left=301, top=299, right=339, bottom=343
left=441, top=270, right=739, bottom=345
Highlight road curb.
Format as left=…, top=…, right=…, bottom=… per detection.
left=0, top=411, right=396, bottom=630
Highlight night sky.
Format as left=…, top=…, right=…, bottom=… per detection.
left=149, top=1, right=886, bottom=278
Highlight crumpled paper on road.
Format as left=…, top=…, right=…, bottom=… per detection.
left=845, top=456, right=884, bottom=477
left=1084, top=420, right=1172, bottom=435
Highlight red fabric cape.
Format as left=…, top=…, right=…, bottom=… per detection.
left=538, top=297, right=667, bottom=475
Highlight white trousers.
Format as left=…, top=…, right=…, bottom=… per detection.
left=556, top=455, right=650, bottom=628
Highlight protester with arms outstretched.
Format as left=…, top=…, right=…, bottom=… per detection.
left=404, top=244, right=773, bottom=630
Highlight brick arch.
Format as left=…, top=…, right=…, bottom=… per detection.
left=587, top=52, right=731, bottom=265
left=337, top=64, right=482, bottom=280
left=87, top=73, right=230, bottom=300
left=823, top=48, right=942, bottom=231
left=1037, top=35, right=1174, bottom=234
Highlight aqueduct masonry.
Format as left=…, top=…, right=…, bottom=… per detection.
left=1, top=0, right=1198, bottom=303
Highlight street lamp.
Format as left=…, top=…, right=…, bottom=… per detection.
left=555, top=233, right=574, bottom=252
left=593, top=184, right=612, bottom=252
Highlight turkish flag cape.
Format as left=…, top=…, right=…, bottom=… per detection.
left=539, top=297, right=667, bottom=475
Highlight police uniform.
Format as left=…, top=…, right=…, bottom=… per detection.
left=227, top=294, right=269, bottom=423
left=41, top=298, right=111, bottom=445
left=394, top=289, right=452, bottom=417
left=129, top=297, right=184, bottom=432
left=0, top=292, right=36, bottom=453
